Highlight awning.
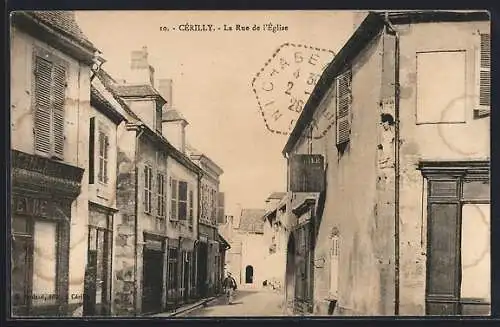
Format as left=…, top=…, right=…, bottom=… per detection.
left=292, top=195, right=317, bottom=217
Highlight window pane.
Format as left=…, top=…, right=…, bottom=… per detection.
left=461, top=204, right=490, bottom=301
left=12, top=216, right=28, bottom=234
left=179, top=182, right=188, bottom=201
left=179, top=202, right=187, bottom=220
left=89, top=228, right=97, bottom=250
left=427, top=203, right=458, bottom=296
left=32, top=221, right=57, bottom=306
left=99, top=132, right=105, bottom=156
left=463, top=180, right=490, bottom=200
left=12, top=237, right=29, bottom=306
left=171, top=180, right=178, bottom=199
left=103, top=135, right=109, bottom=159
left=171, top=200, right=177, bottom=219
left=429, top=180, right=458, bottom=198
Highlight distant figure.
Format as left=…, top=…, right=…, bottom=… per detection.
left=263, top=280, right=268, bottom=287
left=222, top=272, right=237, bottom=305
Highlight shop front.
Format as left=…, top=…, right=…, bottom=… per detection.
left=11, top=150, right=84, bottom=317
left=84, top=203, right=116, bottom=316
left=142, top=233, right=166, bottom=314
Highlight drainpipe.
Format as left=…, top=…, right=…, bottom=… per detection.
left=383, top=13, right=401, bottom=316
left=134, top=124, right=145, bottom=316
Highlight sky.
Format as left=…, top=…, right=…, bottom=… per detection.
left=75, top=10, right=359, bottom=216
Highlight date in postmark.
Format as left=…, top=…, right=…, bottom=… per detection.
left=252, top=43, right=335, bottom=136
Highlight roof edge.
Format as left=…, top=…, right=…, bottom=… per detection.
left=282, top=10, right=490, bottom=156
left=282, top=11, right=385, bottom=156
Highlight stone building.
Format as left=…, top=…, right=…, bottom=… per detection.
left=10, top=11, right=96, bottom=316
left=85, top=69, right=127, bottom=316
left=188, top=145, right=225, bottom=297
left=262, top=192, right=287, bottom=291
left=281, top=11, right=490, bottom=316
left=219, top=209, right=268, bottom=288
left=98, top=46, right=202, bottom=315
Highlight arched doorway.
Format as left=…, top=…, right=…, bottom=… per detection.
left=285, top=233, right=296, bottom=312
left=245, top=265, right=254, bottom=284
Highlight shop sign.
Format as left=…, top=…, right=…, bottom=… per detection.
left=145, top=238, right=163, bottom=251
left=290, top=154, right=325, bottom=192
left=12, top=196, right=68, bottom=218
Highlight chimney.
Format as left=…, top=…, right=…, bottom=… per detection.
left=161, top=107, right=188, bottom=153
left=127, top=46, right=155, bottom=86
left=158, top=79, right=173, bottom=109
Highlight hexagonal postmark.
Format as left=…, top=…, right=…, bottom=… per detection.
left=252, top=43, right=335, bottom=136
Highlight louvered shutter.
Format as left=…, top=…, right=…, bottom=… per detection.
left=89, top=117, right=95, bottom=184
left=34, top=57, right=53, bottom=154
left=336, top=69, right=352, bottom=145
left=476, top=33, right=490, bottom=117
left=52, top=64, right=66, bottom=158
left=104, top=135, right=109, bottom=183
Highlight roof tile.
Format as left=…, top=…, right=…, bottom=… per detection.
left=27, top=11, right=96, bottom=51
left=238, top=209, right=266, bottom=233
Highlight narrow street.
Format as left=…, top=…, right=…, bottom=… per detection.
left=182, top=288, right=287, bottom=317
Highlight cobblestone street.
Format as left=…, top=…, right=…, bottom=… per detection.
left=183, top=288, right=287, bottom=317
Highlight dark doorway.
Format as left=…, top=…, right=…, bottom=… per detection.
left=84, top=225, right=112, bottom=316
left=245, top=265, right=254, bottom=284
left=285, top=234, right=296, bottom=311
left=197, top=242, right=208, bottom=298
left=142, top=248, right=164, bottom=314
left=182, top=251, right=190, bottom=302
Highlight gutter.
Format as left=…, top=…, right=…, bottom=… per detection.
left=134, top=125, right=146, bottom=316
left=383, top=13, right=401, bottom=316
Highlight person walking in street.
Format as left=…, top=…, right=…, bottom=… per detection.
left=222, top=272, right=237, bottom=305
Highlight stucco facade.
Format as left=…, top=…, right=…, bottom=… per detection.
left=10, top=12, right=95, bottom=316
left=282, top=11, right=490, bottom=316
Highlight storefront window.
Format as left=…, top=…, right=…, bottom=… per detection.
left=460, top=204, right=490, bottom=301
left=32, top=220, right=57, bottom=306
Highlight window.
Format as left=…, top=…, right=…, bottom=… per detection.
left=416, top=51, right=466, bottom=124
left=178, top=181, right=188, bottom=221
left=33, top=50, right=67, bottom=159
left=98, top=131, right=109, bottom=184
left=170, top=178, right=178, bottom=221
left=156, top=173, right=166, bottom=230
left=475, top=33, right=491, bottom=118
left=11, top=214, right=64, bottom=315
left=211, top=189, right=217, bottom=223
left=170, top=179, right=189, bottom=221
left=422, top=164, right=490, bottom=316
left=167, top=248, right=179, bottom=302
left=89, top=118, right=95, bottom=184
left=335, top=69, right=352, bottom=146
left=144, top=165, right=153, bottom=214
left=188, top=188, right=194, bottom=225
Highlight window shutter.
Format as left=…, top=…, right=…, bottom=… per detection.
left=217, top=192, right=225, bottom=224
left=52, top=64, right=66, bottom=158
left=34, top=56, right=53, bottom=154
left=98, top=132, right=104, bottom=182
left=189, top=189, right=194, bottom=224
left=89, top=117, right=95, bottom=184
left=103, top=135, right=109, bottom=183
left=476, top=33, right=490, bottom=118
left=336, top=69, right=352, bottom=145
